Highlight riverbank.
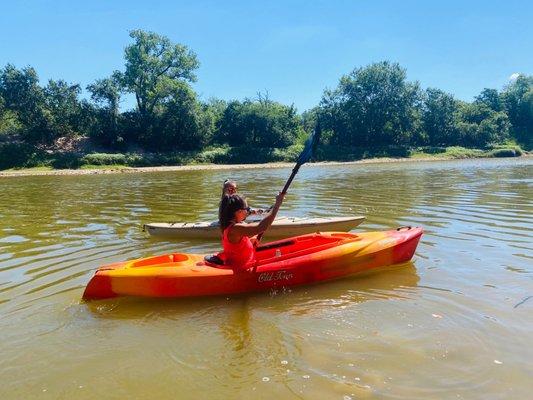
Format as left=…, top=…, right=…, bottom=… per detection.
left=1, top=151, right=530, bottom=178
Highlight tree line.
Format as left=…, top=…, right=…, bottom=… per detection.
left=0, top=30, right=531, bottom=161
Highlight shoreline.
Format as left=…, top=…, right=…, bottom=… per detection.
left=0, top=156, right=453, bottom=178
left=1, top=154, right=530, bottom=178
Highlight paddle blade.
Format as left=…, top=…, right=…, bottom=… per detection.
left=297, top=124, right=321, bottom=165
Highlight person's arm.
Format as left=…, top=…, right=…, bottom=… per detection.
left=229, top=193, right=284, bottom=240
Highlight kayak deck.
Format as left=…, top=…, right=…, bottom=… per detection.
left=143, top=215, right=366, bottom=240
left=83, top=227, right=423, bottom=300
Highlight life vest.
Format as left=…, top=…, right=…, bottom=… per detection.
left=221, top=224, right=256, bottom=270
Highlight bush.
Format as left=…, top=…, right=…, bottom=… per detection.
left=443, top=146, right=485, bottom=158
left=422, top=146, right=447, bottom=154
left=0, top=142, right=44, bottom=169
left=314, top=145, right=410, bottom=162
left=82, top=153, right=127, bottom=165
left=195, top=146, right=230, bottom=164
left=217, top=146, right=278, bottom=164
left=490, top=148, right=522, bottom=157
left=315, top=145, right=364, bottom=161
left=272, top=144, right=304, bottom=162
left=51, top=152, right=83, bottom=169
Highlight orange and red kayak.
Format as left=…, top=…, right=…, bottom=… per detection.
left=82, top=227, right=423, bottom=300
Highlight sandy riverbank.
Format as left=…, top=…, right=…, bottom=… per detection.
left=1, top=155, right=530, bottom=178
left=0, top=157, right=449, bottom=178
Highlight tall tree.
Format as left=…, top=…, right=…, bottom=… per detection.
left=119, top=30, right=200, bottom=137
left=151, top=82, right=215, bottom=150
left=216, top=98, right=300, bottom=147
left=0, top=64, right=52, bottom=143
left=422, top=88, right=458, bottom=145
left=456, top=101, right=511, bottom=146
left=87, top=72, right=123, bottom=146
left=44, top=79, right=82, bottom=137
left=501, top=74, right=533, bottom=146
left=320, top=61, right=422, bottom=146
left=474, top=88, right=502, bottom=112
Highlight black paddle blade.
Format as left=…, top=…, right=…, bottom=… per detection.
left=297, top=124, right=321, bottom=165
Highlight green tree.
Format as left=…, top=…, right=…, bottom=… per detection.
left=0, top=64, right=52, bottom=143
left=150, top=82, right=215, bottom=150
left=44, top=79, right=83, bottom=137
left=501, top=74, right=533, bottom=146
left=474, top=88, right=502, bottom=112
left=319, top=61, right=422, bottom=146
left=87, top=72, right=124, bottom=147
left=456, top=101, right=510, bottom=146
left=477, top=112, right=510, bottom=144
left=0, top=94, right=22, bottom=140
left=422, top=88, right=459, bottom=145
left=216, top=97, right=301, bottom=147
left=119, top=29, right=200, bottom=139
left=459, top=101, right=494, bottom=125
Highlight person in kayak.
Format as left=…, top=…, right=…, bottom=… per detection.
left=219, top=179, right=268, bottom=223
left=218, top=180, right=238, bottom=225
left=221, top=179, right=238, bottom=196
left=219, top=192, right=284, bottom=270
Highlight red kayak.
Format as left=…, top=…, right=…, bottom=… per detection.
left=82, top=227, right=423, bottom=300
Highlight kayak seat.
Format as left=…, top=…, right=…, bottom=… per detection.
left=204, top=254, right=224, bottom=265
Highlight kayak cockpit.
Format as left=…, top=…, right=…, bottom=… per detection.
left=203, top=232, right=360, bottom=269
left=255, top=232, right=359, bottom=265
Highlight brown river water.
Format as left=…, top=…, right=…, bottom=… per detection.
left=0, top=158, right=532, bottom=399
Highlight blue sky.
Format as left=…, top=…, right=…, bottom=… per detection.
left=1, top=0, right=531, bottom=112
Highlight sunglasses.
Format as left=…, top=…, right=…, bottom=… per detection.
left=240, top=207, right=251, bottom=214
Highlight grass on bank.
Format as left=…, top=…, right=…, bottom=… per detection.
left=0, top=142, right=527, bottom=171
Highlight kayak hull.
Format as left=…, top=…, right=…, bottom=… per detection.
left=83, top=227, right=423, bottom=300
left=143, top=216, right=365, bottom=240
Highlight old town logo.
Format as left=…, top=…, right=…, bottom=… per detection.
left=258, top=270, right=293, bottom=283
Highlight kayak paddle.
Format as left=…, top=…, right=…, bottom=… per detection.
left=256, top=124, right=321, bottom=242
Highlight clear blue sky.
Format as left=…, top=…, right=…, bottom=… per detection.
left=1, top=0, right=531, bottom=112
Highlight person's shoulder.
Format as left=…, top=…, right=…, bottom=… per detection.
left=232, top=222, right=254, bottom=233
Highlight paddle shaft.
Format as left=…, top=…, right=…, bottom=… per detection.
left=255, top=126, right=320, bottom=245
left=281, top=164, right=301, bottom=195
left=256, top=164, right=301, bottom=243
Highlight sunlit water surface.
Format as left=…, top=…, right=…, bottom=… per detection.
left=0, top=158, right=532, bottom=399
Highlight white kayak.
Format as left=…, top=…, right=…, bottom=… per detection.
left=143, top=216, right=365, bottom=240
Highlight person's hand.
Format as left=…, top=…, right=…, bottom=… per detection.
left=250, top=235, right=259, bottom=247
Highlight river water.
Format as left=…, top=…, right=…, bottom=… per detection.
left=0, top=158, right=532, bottom=399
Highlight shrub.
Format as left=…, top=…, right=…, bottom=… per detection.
left=50, top=152, right=83, bottom=169
left=0, top=142, right=44, bottom=169
left=490, top=148, right=522, bottom=157
left=195, top=146, right=230, bottom=164
left=82, top=153, right=127, bottom=165
left=444, top=146, right=485, bottom=158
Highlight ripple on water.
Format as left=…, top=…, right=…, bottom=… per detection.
left=0, top=235, right=29, bottom=244
left=0, top=158, right=532, bottom=399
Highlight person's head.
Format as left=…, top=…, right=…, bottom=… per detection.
left=222, top=179, right=237, bottom=196
left=219, top=194, right=250, bottom=230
